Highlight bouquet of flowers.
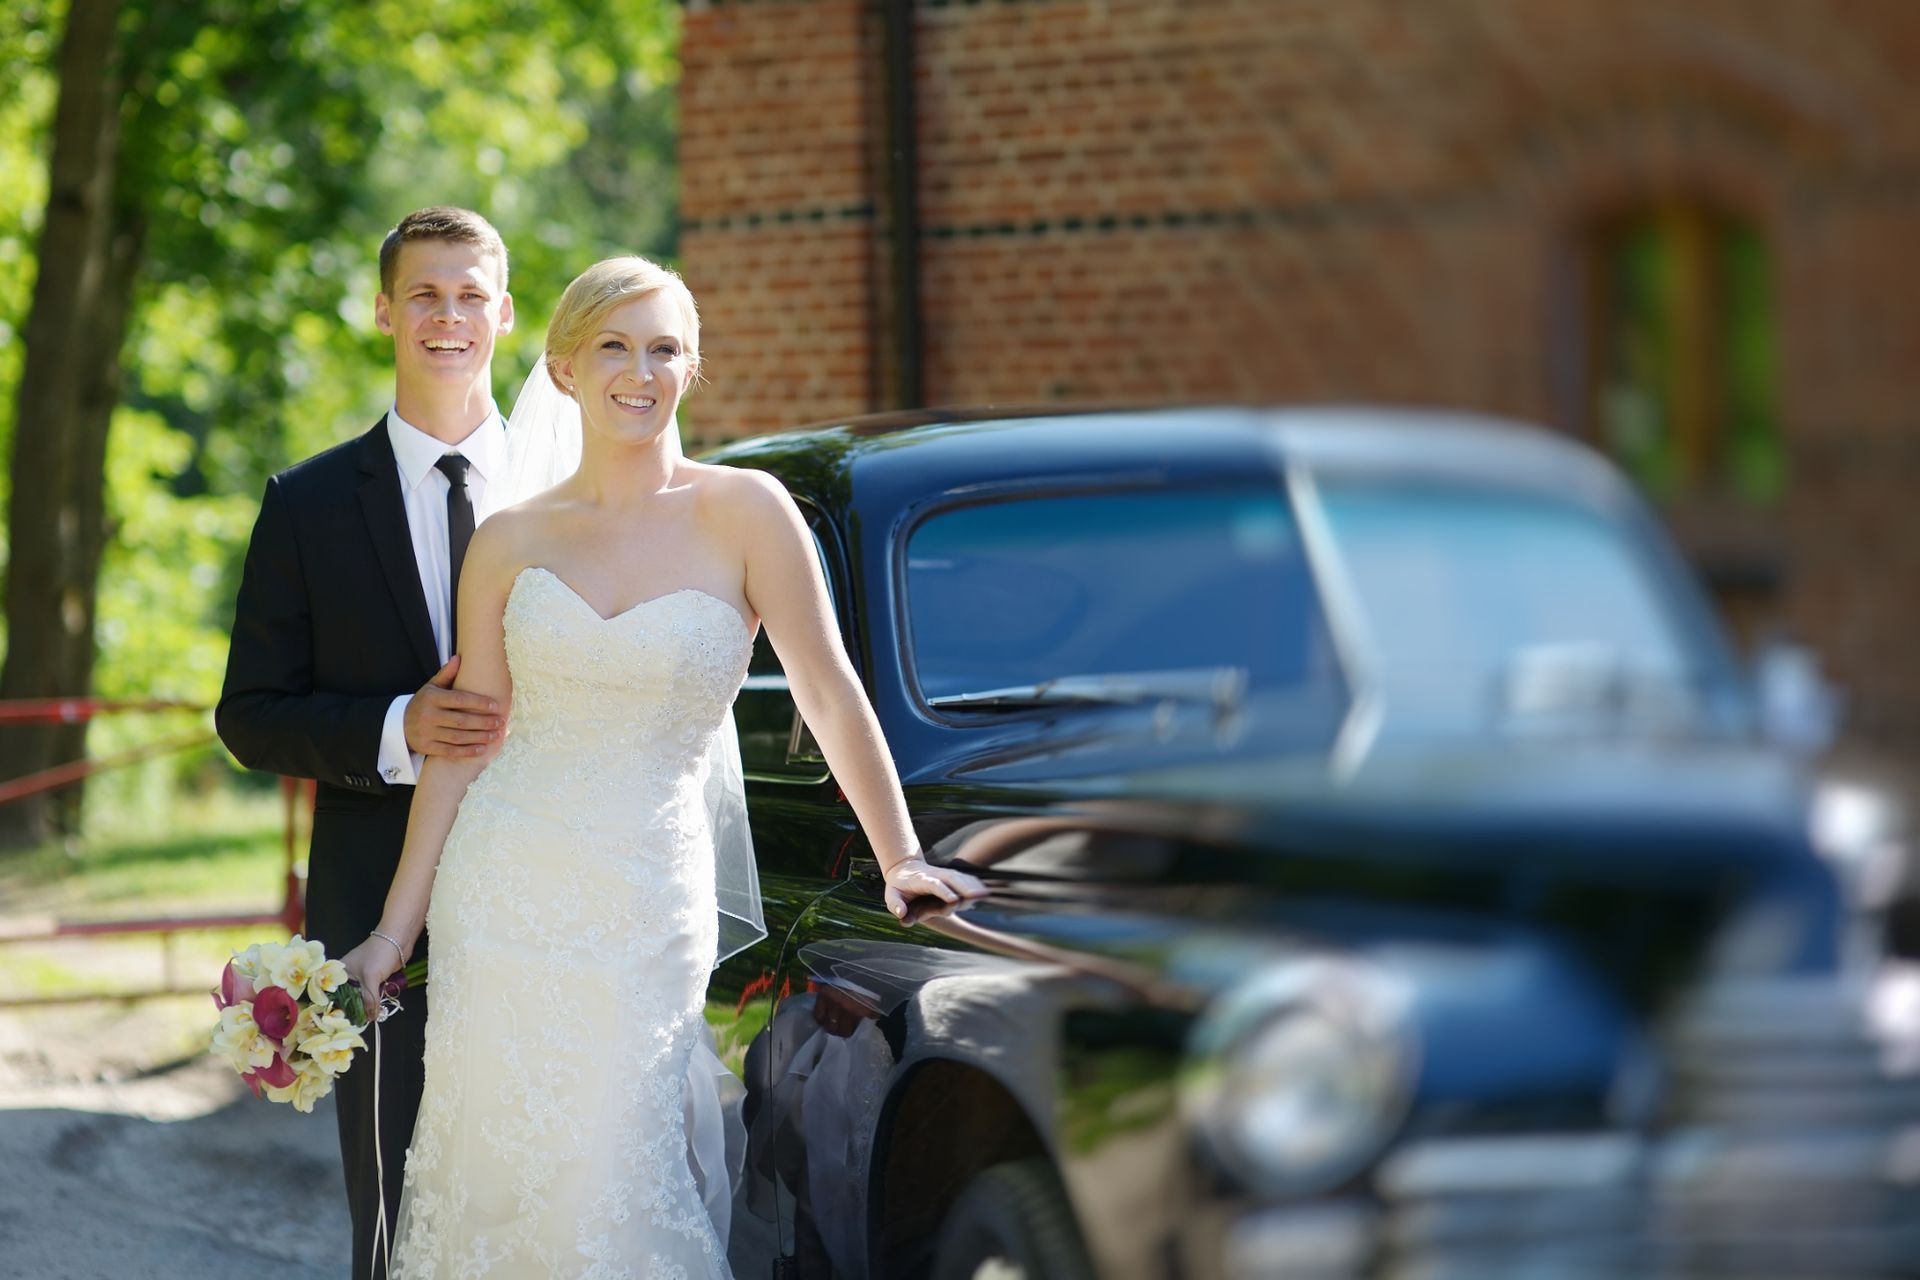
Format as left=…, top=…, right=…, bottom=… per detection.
left=208, top=935, right=425, bottom=1112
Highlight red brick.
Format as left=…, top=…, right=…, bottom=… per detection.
left=679, top=0, right=1920, bottom=772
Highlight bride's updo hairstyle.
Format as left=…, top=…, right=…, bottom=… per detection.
left=545, top=255, right=702, bottom=393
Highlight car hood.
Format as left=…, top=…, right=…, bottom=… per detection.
left=924, top=739, right=1841, bottom=984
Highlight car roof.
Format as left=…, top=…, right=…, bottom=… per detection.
left=1260, top=406, right=1627, bottom=500
left=708, top=404, right=1626, bottom=505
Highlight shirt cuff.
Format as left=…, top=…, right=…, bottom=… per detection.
left=377, top=694, right=423, bottom=786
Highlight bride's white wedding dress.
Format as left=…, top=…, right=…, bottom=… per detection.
left=391, top=565, right=755, bottom=1279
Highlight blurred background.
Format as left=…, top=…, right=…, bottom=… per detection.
left=0, top=0, right=1916, bottom=1269
left=8, top=1, right=1913, bottom=838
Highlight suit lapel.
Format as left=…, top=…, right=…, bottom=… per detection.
left=356, top=418, right=440, bottom=676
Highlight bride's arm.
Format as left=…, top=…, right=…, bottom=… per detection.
left=340, top=519, right=521, bottom=990
left=733, top=470, right=988, bottom=921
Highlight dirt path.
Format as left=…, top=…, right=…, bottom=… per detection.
left=0, top=1006, right=351, bottom=1278
left=0, top=1000, right=782, bottom=1277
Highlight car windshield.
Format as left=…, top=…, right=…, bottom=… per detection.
left=904, top=486, right=1346, bottom=726
left=1314, top=479, right=1734, bottom=739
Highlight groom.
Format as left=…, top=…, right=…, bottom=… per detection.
left=217, top=206, right=518, bottom=1279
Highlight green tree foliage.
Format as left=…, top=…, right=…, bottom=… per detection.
left=0, top=0, right=682, bottom=839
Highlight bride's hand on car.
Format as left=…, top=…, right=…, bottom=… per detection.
left=883, top=855, right=989, bottom=922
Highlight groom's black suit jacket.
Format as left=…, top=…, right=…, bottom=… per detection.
left=217, top=417, right=439, bottom=1280
left=217, top=417, right=443, bottom=954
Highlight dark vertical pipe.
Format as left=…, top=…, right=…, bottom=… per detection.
left=882, top=0, right=924, bottom=407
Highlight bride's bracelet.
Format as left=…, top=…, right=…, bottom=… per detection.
left=370, top=930, right=407, bottom=964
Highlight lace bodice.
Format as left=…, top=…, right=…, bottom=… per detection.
left=484, top=567, right=754, bottom=805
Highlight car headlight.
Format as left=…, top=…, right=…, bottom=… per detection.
left=1183, top=960, right=1417, bottom=1195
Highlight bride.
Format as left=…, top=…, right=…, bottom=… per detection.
left=340, top=255, right=987, bottom=1277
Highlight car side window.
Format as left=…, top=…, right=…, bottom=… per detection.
left=736, top=499, right=837, bottom=782
left=903, top=485, right=1344, bottom=717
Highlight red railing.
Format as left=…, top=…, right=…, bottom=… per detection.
left=0, top=697, right=310, bottom=1007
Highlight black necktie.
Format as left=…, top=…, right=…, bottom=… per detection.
left=435, top=453, right=474, bottom=653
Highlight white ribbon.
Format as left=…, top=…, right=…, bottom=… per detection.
left=368, top=988, right=405, bottom=1279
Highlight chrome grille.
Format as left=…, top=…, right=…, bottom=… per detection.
left=1222, top=973, right=1920, bottom=1279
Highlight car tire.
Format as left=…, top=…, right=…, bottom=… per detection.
left=929, top=1158, right=1097, bottom=1280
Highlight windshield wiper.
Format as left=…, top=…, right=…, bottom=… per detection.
left=928, top=667, right=1249, bottom=713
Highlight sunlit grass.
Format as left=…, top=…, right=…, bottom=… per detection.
left=0, top=948, right=80, bottom=997
left=0, top=786, right=294, bottom=917
left=706, top=993, right=774, bottom=1078
left=0, top=786, right=297, bottom=1011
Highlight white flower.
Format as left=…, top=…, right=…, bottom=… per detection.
left=264, top=936, right=328, bottom=995
left=305, top=958, right=350, bottom=1005
left=229, top=942, right=269, bottom=982
left=210, top=1004, right=276, bottom=1073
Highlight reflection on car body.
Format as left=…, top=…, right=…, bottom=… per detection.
left=698, top=407, right=1920, bottom=1280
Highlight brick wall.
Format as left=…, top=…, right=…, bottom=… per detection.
left=679, top=0, right=880, bottom=437
left=679, top=0, right=1920, bottom=774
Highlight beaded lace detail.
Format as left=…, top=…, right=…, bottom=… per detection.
left=391, top=567, right=752, bottom=1279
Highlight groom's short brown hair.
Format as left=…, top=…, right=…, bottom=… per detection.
left=378, top=206, right=509, bottom=296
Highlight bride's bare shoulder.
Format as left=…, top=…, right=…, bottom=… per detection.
left=686, top=459, right=795, bottom=524
left=466, top=499, right=569, bottom=578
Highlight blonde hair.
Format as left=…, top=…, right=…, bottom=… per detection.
left=545, top=256, right=701, bottom=387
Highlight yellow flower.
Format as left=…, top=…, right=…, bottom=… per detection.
left=264, top=936, right=328, bottom=996
left=297, top=1009, right=367, bottom=1077
left=262, top=1059, right=335, bottom=1113
left=289, top=1002, right=324, bottom=1043
left=295, top=1056, right=337, bottom=1111
left=305, top=959, right=350, bottom=1004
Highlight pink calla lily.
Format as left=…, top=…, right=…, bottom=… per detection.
left=247, top=1053, right=296, bottom=1092
left=213, top=959, right=257, bottom=1011
left=252, top=985, right=299, bottom=1042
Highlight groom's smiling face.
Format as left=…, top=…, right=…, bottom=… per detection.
left=375, top=239, right=514, bottom=393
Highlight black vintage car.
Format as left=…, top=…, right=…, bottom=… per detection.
left=698, top=407, right=1920, bottom=1280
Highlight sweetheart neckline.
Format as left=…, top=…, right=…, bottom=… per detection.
left=511, top=565, right=753, bottom=638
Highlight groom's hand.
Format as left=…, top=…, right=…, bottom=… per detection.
left=404, top=655, right=503, bottom=759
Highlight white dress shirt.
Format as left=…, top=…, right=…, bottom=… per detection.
left=375, top=403, right=510, bottom=786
